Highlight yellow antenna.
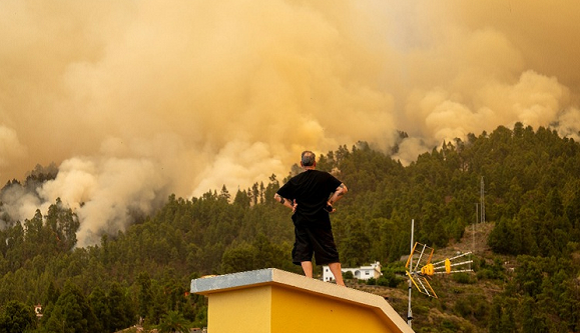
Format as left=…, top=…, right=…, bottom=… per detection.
left=405, top=242, right=473, bottom=298
left=404, top=219, right=475, bottom=328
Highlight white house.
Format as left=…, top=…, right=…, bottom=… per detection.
left=322, top=261, right=382, bottom=282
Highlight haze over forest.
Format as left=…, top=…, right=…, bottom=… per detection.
left=1, top=0, right=579, bottom=246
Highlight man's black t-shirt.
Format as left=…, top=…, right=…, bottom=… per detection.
left=276, top=169, right=342, bottom=229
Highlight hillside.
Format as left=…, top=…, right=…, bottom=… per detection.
left=0, top=123, right=579, bottom=332
left=344, top=222, right=499, bottom=333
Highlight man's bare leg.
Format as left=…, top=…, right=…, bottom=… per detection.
left=328, top=262, right=345, bottom=286
left=301, top=261, right=313, bottom=278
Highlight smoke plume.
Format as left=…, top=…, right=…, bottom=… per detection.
left=1, top=0, right=578, bottom=246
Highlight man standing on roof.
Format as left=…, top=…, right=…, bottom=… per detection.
left=274, top=150, right=348, bottom=286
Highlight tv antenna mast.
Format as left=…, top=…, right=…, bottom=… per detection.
left=404, top=219, right=474, bottom=328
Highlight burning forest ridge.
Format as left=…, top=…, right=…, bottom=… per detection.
left=1, top=0, right=579, bottom=246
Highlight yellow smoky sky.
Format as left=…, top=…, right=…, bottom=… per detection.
left=1, top=0, right=579, bottom=245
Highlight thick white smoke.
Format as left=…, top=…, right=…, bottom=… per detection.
left=0, top=0, right=578, bottom=246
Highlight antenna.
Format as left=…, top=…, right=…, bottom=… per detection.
left=404, top=219, right=475, bottom=327
left=405, top=243, right=473, bottom=298
left=407, top=219, right=414, bottom=328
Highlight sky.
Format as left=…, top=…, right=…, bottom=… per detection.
left=1, top=0, right=579, bottom=246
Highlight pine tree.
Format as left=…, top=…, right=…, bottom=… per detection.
left=44, top=282, right=99, bottom=333
left=0, top=300, right=36, bottom=333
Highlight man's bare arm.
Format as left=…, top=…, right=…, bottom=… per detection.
left=274, top=193, right=296, bottom=211
left=328, top=183, right=348, bottom=206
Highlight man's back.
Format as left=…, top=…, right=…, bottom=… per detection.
left=277, top=169, right=341, bottom=228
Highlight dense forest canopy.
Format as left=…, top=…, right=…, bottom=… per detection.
left=0, top=123, right=579, bottom=332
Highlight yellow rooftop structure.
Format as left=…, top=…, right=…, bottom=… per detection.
left=191, top=268, right=414, bottom=333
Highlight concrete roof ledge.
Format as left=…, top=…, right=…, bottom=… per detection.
left=191, top=268, right=414, bottom=333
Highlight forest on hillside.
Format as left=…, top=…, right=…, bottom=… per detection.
left=0, top=123, right=579, bottom=332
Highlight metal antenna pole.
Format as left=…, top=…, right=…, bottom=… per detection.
left=407, top=219, right=414, bottom=327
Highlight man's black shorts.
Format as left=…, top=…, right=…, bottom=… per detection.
left=292, top=226, right=340, bottom=265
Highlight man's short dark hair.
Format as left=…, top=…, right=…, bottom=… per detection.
left=301, top=151, right=316, bottom=166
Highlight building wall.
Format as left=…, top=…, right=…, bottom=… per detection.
left=191, top=268, right=416, bottom=333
